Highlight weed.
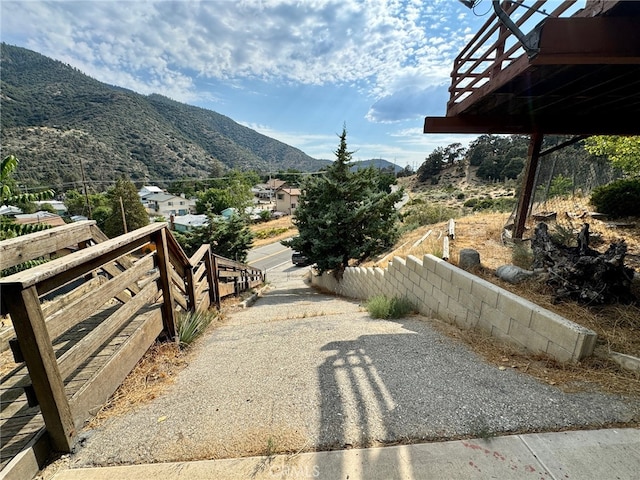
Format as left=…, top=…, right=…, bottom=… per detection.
left=366, top=295, right=414, bottom=319
left=265, top=437, right=277, bottom=457
left=469, top=417, right=495, bottom=440
left=176, top=309, right=217, bottom=347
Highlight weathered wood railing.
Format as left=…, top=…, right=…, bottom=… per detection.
left=0, top=221, right=264, bottom=470
left=448, top=0, right=580, bottom=113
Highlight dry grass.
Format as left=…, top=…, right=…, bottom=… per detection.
left=85, top=342, right=188, bottom=428
left=250, top=215, right=298, bottom=247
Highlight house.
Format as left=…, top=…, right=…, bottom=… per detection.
left=170, top=214, right=209, bottom=233
left=254, top=178, right=288, bottom=200
left=33, top=200, right=68, bottom=215
left=0, top=205, right=22, bottom=216
left=13, top=211, right=66, bottom=228
left=220, top=207, right=237, bottom=219
left=143, top=193, right=196, bottom=218
left=138, top=185, right=164, bottom=200
left=275, top=186, right=301, bottom=215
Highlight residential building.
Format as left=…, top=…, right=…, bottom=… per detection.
left=13, top=211, right=66, bottom=228
left=254, top=178, right=288, bottom=200
left=138, top=185, right=164, bottom=200
left=143, top=193, right=195, bottom=218
left=0, top=205, right=22, bottom=216
left=33, top=200, right=68, bottom=215
left=170, top=214, right=208, bottom=232
left=275, top=186, right=301, bottom=215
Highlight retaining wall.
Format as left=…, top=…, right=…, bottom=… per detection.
left=311, top=254, right=597, bottom=363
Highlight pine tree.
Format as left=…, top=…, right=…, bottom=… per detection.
left=283, top=125, right=403, bottom=277
left=174, top=214, right=254, bottom=262
left=103, top=177, right=149, bottom=238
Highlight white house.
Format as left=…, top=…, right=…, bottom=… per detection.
left=143, top=193, right=196, bottom=218
left=138, top=185, right=165, bottom=200
left=254, top=178, right=288, bottom=200
left=171, top=214, right=209, bottom=232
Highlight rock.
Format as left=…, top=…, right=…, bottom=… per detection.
left=496, top=264, right=535, bottom=284
left=459, top=248, right=480, bottom=270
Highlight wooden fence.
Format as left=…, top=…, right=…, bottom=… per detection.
left=0, top=221, right=264, bottom=475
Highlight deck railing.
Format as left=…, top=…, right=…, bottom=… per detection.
left=448, top=0, right=582, bottom=113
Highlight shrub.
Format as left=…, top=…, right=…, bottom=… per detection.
left=366, top=295, right=414, bottom=319
left=590, top=178, right=640, bottom=218
left=402, top=203, right=460, bottom=226
left=176, top=310, right=216, bottom=347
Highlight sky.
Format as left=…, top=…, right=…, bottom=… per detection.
left=0, top=0, right=568, bottom=170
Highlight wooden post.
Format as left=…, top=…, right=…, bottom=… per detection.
left=514, top=132, right=543, bottom=239
left=153, top=228, right=177, bottom=340
left=4, top=285, right=75, bottom=452
left=443, top=236, right=450, bottom=261
left=204, top=249, right=217, bottom=308
left=185, top=266, right=197, bottom=312
left=211, top=255, right=221, bottom=309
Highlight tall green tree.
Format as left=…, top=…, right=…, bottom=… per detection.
left=282, top=126, right=403, bottom=276
left=174, top=214, right=253, bottom=262
left=103, top=177, right=149, bottom=238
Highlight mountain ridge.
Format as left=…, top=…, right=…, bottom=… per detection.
left=0, top=43, right=332, bottom=191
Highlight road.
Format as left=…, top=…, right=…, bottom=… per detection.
left=246, top=240, right=294, bottom=271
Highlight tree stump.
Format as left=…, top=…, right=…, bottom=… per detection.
left=531, top=222, right=637, bottom=305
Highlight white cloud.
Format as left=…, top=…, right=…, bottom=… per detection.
left=1, top=0, right=480, bottom=118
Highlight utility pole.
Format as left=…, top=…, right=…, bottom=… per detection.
left=119, top=196, right=128, bottom=233
left=79, top=158, right=92, bottom=219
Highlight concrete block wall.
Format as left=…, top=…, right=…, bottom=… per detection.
left=311, top=254, right=597, bottom=363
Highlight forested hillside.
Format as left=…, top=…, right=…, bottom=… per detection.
left=0, top=43, right=329, bottom=191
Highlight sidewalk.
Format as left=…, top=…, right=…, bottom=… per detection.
left=51, top=427, right=640, bottom=479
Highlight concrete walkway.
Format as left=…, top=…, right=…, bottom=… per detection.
left=51, top=427, right=640, bottom=479
left=49, top=265, right=639, bottom=479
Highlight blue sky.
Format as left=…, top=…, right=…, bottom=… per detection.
left=0, top=1, right=572, bottom=170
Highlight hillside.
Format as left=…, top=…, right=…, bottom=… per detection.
left=0, top=43, right=330, bottom=191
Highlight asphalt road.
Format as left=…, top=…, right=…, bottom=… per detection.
left=246, top=240, right=293, bottom=271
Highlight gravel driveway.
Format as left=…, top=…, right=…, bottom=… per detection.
left=68, top=264, right=640, bottom=467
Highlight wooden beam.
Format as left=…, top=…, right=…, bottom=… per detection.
left=152, top=229, right=177, bottom=341
left=514, top=133, right=544, bottom=239
left=44, top=255, right=155, bottom=341
left=0, top=221, right=97, bottom=271
left=0, top=223, right=166, bottom=293
left=57, top=277, right=159, bottom=380
left=534, top=17, right=640, bottom=65
left=3, top=286, right=75, bottom=452
left=424, top=115, right=640, bottom=136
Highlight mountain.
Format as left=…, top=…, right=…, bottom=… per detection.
left=0, top=43, right=331, bottom=191
left=350, top=158, right=403, bottom=173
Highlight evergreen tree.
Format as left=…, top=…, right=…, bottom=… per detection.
left=174, top=214, right=253, bottom=262
left=103, top=177, right=149, bottom=238
left=282, top=125, right=403, bottom=276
